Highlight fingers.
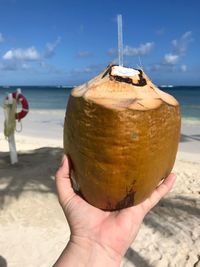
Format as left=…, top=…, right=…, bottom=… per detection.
left=55, top=154, right=76, bottom=208
left=141, top=173, right=176, bottom=214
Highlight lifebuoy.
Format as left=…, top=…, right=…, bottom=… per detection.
left=12, top=92, right=29, bottom=120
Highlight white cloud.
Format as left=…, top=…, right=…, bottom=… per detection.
left=108, top=42, right=154, bottom=57
left=162, top=31, right=193, bottom=66
left=172, top=31, right=193, bottom=55
left=164, top=53, right=179, bottom=65
left=124, top=42, right=154, bottom=56
left=3, top=47, right=40, bottom=60
left=180, top=64, right=187, bottom=72
left=0, top=33, right=5, bottom=43
left=44, top=37, right=61, bottom=58
left=2, top=37, right=61, bottom=62
left=1, top=38, right=62, bottom=74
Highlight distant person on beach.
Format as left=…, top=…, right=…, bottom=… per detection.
left=53, top=155, right=176, bottom=266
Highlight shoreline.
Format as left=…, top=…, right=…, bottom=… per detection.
left=1, top=108, right=200, bottom=161
left=1, top=109, right=199, bottom=171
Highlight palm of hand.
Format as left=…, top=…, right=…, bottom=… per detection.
left=56, top=155, right=175, bottom=258
left=63, top=191, right=145, bottom=257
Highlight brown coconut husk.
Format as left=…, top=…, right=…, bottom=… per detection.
left=64, top=65, right=181, bottom=211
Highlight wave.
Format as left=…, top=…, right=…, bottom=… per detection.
left=181, top=117, right=200, bottom=125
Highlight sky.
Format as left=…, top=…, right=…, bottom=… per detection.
left=0, top=0, right=200, bottom=86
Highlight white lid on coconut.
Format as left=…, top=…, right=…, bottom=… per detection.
left=111, top=66, right=140, bottom=78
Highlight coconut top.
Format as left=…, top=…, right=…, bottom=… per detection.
left=71, top=65, right=179, bottom=110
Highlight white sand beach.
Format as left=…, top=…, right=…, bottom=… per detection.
left=0, top=109, right=200, bottom=267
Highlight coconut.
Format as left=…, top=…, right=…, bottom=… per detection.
left=64, top=65, right=181, bottom=210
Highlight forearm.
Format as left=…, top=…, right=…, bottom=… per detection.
left=53, top=236, right=121, bottom=267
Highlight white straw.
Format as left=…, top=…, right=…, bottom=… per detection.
left=117, top=14, right=123, bottom=66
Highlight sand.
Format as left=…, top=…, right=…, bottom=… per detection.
left=0, top=109, right=200, bottom=267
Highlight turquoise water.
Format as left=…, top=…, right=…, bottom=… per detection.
left=0, top=85, right=200, bottom=123
left=163, top=86, right=200, bottom=122
left=0, top=86, right=72, bottom=110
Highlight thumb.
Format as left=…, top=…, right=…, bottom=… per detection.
left=55, top=154, right=75, bottom=208
left=141, top=173, right=176, bottom=214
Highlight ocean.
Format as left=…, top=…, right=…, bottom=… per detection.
left=0, top=85, right=200, bottom=125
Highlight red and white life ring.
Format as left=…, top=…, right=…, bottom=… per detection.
left=12, top=92, right=29, bottom=120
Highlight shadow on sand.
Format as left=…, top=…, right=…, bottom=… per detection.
left=124, top=247, right=154, bottom=267
left=0, top=147, right=63, bottom=209
left=143, top=195, right=200, bottom=237
left=123, top=195, right=200, bottom=266
left=180, top=134, right=200, bottom=143
left=0, top=255, right=7, bottom=267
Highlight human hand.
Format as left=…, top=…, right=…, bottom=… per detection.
left=54, top=155, right=176, bottom=267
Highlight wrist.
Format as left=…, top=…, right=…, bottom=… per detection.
left=54, top=235, right=122, bottom=267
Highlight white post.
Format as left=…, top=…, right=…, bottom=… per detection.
left=4, top=93, right=18, bottom=164
left=117, top=14, right=123, bottom=66
left=8, top=134, right=18, bottom=164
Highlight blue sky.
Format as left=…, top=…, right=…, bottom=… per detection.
left=0, top=0, right=199, bottom=85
